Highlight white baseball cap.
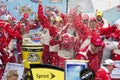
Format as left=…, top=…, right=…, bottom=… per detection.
left=102, top=59, right=116, bottom=68
left=4, top=14, right=12, bottom=20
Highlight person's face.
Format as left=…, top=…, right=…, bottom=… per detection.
left=55, top=21, right=63, bottom=28
left=45, top=10, right=52, bottom=17
left=89, top=21, right=97, bottom=29
left=83, top=19, right=89, bottom=25
left=20, top=18, right=27, bottom=23
left=67, top=26, right=74, bottom=35
left=6, top=18, right=14, bottom=24
left=96, top=15, right=102, bottom=21
left=7, top=76, right=18, bottom=80
left=91, top=44, right=102, bottom=53
left=108, top=65, right=114, bottom=73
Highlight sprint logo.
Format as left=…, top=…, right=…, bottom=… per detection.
left=36, top=72, right=55, bottom=80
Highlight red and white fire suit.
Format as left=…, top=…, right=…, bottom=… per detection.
left=111, top=29, right=120, bottom=61
left=58, top=33, right=75, bottom=68
left=76, top=41, right=119, bottom=74
left=112, top=49, right=120, bottom=61
left=38, top=4, right=55, bottom=64
left=99, top=25, right=117, bottom=39
left=95, top=66, right=112, bottom=80
left=76, top=45, right=103, bottom=74
left=88, top=17, right=101, bottom=36
left=18, top=19, right=30, bottom=34
left=2, top=22, right=22, bottom=64
left=0, top=21, right=16, bottom=66
left=98, top=24, right=120, bottom=61
left=97, top=18, right=110, bottom=29
left=49, top=25, right=60, bottom=66
left=110, top=31, right=120, bottom=61
left=49, top=36, right=59, bottom=66
left=1, top=14, right=22, bottom=63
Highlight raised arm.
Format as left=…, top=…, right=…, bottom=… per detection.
left=38, top=0, right=50, bottom=29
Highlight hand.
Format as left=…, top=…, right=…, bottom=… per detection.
left=38, top=0, right=42, bottom=5
left=67, top=23, right=72, bottom=26
left=3, top=47, right=9, bottom=53
left=9, top=53, right=13, bottom=57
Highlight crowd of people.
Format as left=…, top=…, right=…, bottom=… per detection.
left=38, top=0, right=120, bottom=80
left=0, top=0, right=120, bottom=80
left=0, top=9, right=40, bottom=80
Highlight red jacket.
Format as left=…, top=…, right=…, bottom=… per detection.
left=95, top=66, right=112, bottom=80
left=76, top=45, right=103, bottom=74
left=4, top=23, right=22, bottom=39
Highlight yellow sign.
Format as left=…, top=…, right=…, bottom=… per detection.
left=30, top=65, right=64, bottom=80
left=22, top=46, right=43, bottom=68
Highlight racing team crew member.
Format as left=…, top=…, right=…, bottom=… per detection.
left=76, top=36, right=120, bottom=75
left=95, top=59, right=116, bottom=80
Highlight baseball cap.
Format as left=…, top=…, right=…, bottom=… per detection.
left=102, top=59, right=117, bottom=68
left=4, top=14, right=12, bottom=20
left=90, top=17, right=97, bottom=22
left=96, top=10, right=103, bottom=17
left=91, top=36, right=104, bottom=46
left=23, top=12, right=29, bottom=19
left=4, top=13, right=16, bottom=21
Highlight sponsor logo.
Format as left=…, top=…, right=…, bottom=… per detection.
left=80, top=68, right=95, bottom=80
left=36, top=72, right=55, bottom=80
left=28, top=53, right=40, bottom=62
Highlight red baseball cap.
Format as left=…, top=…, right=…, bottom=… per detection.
left=91, top=36, right=104, bottom=46
left=23, top=13, right=29, bottom=19
left=90, top=17, right=97, bottom=21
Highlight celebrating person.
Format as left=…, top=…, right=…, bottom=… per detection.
left=95, top=59, right=116, bottom=80
left=76, top=36, right=120, bottom=74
